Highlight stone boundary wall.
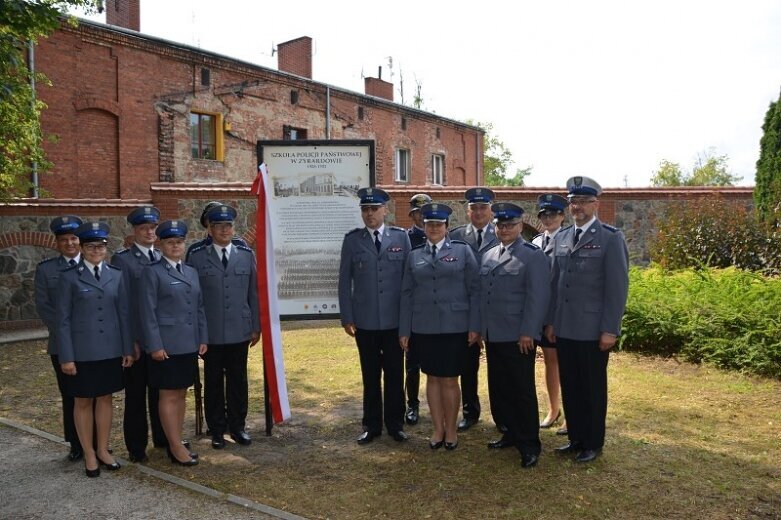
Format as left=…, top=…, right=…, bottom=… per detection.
left=0, top=185, right=754, bottom=330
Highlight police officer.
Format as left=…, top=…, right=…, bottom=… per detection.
left=187, top=205, right=260, bottom=449
left=185, top=201, right=248, bottom=263
left=34, top=215, right=83, bottom=461
left=338, top=188, right=410, bottom=444
left=532, top=194, right=569, bottom=434
left=139, top=220, right=208, bottom=467
left=111, top=206, right=165, bottom=462
left=399, top=203, right=480, bottom=450
left=480, top=203, right=550, bottom=468
left=448, top=187, right=499, bottom=431
left=56, top=222, right=134, bottom=477
left=404, top=193, right=431, bottom=425
left=546, top=176, right=629, bottom=463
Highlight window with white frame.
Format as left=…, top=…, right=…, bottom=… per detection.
left=395, top=149, right=410, bottom=182
left=432, top=154, right=445, bottom=185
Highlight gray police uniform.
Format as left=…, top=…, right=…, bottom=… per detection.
left=448, top=223, right=498, bottom=423
left=56, top=261, right=133, bottom=397
left=338, top=225, right=410, bottom=434
left=399, top=239, right=480, bottom=375
left=548, top=219, right=629, bottom=451
left=532, top=227, right=565, bottom=348
left=34, top=255, right=80, bottom=447
left=480, top=240, right=550, bottom=457
left=112, top=245, right=166, bottom=453
left=139, top=260, right=208, bottom=388
left=187, top=243, right=260, bottom=436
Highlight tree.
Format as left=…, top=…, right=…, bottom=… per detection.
left=755, top=88, right=781, bottom=224
left=651, top=148, right=741, bottom=187
left=466, top=120, right=530, bottom=186
left=0, top=0, right=102, bottom=200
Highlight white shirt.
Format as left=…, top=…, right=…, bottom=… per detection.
left=575, top=216, right=597, bottom=236
left=82, top=259, right=102, bottom=278
left=366, top=224, right=385, bottom=243
left=213, top=243, right=233, bottom=260
left=134, top=242, right=155, bottom=259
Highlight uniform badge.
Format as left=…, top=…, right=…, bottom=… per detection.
left=574, top=176, right=583, bottom=187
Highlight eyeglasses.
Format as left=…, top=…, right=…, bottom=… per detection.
left=569, top=197, right=597, bottom=206
left=539, top=211, right=562, bottom=219
left=496, top=222, right=520, bottom=230
left=82, top=243, right=107, bottom=251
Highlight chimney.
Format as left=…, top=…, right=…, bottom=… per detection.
left=105, top=0, right=140, bottom=31
left=364, top=77, right=394, bottom=102
left=277, top=37, right=313, bottom=79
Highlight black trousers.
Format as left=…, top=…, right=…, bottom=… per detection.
left=460, top=343, right=481, bottom=420
left=50, top=355, right=78, bottom=448
left=123, top=352, right=165, bottom=454
left=203, top=341, right=249, bottom=435
left=355, top=328, right=405, bottom=434
left=557, top=337, right=610, bottom=450
left=485, top=341, right=541, bottom=456
left=405, top=337, right=420, bottom=409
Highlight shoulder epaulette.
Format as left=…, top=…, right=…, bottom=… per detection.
left=561, top=224, right=573, bottom=230
left=389, top=226, right=406, bottom=232
left=107, top=263, right=121, bottom=270
left=346, top=227, right=363, bottom=236
left=450, top=224, right=467, bottom=231
left=450, top=239, right=468, bottom=245
left=189, top=244, right=208, bottom=255
left=231, top=237, right=248, bottom=246
left=602, top=223, right=618, bottom=232
left=114, top=248, right=130, bottom=255
left=38, top=257, right=58, bottom=265
left=523, top=242, right=540, bottom=250
left=411, top=243, right=426, bottom=250
left=532, top=232, right=543, bottom=241
left=236, top=244, right=254, bottom=253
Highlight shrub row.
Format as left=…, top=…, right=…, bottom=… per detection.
left=621, top=266, right=781, bottom=379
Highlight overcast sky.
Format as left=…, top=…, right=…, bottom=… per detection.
left=71, top=0, right=781, bottom=188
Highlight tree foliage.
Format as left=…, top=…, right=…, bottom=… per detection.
left=0, top=0, right=102, bottom=200
left=755, top=88, right=781, bottom=224
left=466, top=120, right=530, bottom=186
left=651, top=148, right=741, bottom=187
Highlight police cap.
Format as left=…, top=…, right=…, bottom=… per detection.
left=127, top=206, right=160, bottom=226
left=357, top=187, right=390, bottom=206
left=156, top=220, right=188, bottom=239
left=76, top=222, right=110, bottom=243
left=49, top=216, right=83, bottom=236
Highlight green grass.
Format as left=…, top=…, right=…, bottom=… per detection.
left=1, top=323, right=779, bottom=519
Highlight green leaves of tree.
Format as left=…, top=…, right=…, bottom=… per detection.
left=651, top=148, right=741, bottom=187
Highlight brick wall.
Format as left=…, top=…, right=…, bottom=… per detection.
left=105, top=0, right=140, bottom=31
left=277, top=37, right=312, bottom=79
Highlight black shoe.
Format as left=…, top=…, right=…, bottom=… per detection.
left=68, top=448, right=83, bottom=462
left=182, top=439, right=191, bottom=450
left=167, top=447, right=198, bottom=466
left=128, top=452, right=148, bottom=463
left=540, top=410, right=562, bottom=429
left=487, top=437, right=515, bottom=449
left=211, top=435, right=226, bottom=450
left=356, top=431, right=379, bottom=445
left=429, top=440, right=444, bottom=450
left=97, top=456, right=120, bottom=471
left=84, top=464, right=100, bottom=478
left=405, top=407, right=419, bottom=426
left=444, top=441, right=458, bottom=451
left=556, top=427, right=568, bottom=436
left=230, top=430, right=252, bottom=446
left=521, top=454, right=539, bottom=468
left=457, top=417, right=478, bottom=432
left=555, top=441, right=583, bottom=454
left=575, top=449, right=601, bottom=463
left=389, top=430, right=409, bottom=442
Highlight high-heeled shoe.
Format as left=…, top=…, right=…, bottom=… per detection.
left=167, top=447, right=198, bottom=466
left=540, top=410, right=561, bottom=429
left=97, top=456, right=120, bottom=471
left=84, top=463, right=100, bottom=478
left=444, top=441, right=458, bottom=451
left=429, top=440, right=444, bottom=450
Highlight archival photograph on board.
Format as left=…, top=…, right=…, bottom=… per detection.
left=258, top=141, right=374, bottom=318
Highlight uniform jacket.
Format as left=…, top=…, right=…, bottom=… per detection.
left=479, top=241, right=551, bottom=342
left=55, top=262, right=133, bottom=363
left=34, top=256, right=75, bottom=355
left=338, top=226, right=411, bottom=330
left=399, top=240, right=480, bottom=337
left=139, top=260, right=208, bottom=355
left=547, top=219, right=629, bottom=341
left=448, top=223, right=499, bottom=261
left=187, top=244, right=260, bottom=344
left=407, top=226, right=426, bottom=248
left=185, top=235, right=248, bottom=263
left=111, top=244, right=157, bottom=343
left=531, top=227, right=564, bottom=258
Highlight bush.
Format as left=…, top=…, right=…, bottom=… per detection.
left=621, top=266, right=781, bottom=379
left=650, top=197, right=781, bottom=274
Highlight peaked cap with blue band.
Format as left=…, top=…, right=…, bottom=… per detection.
left=49, top=216, right=83, bottom=236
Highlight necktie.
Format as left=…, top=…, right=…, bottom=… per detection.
left=477, top=228, right=483, bottom=249
left=431, top=245, right=437, bottom=258
left=543, top=235, right=550, bottom=250
left=93, top=265, right=100, bottom=281
left=373, top=230, right=381, bottom=253
left=221, top=248, right=228, bottom=269
left=176, top=263, right=182, bottom=273
left=68, top=259, right=76, bottom=267
left=500, top=246, right=505, bottom=256
left=148, top=249, right=156, bottom=262
left=574, top=228, right=583, bottom=247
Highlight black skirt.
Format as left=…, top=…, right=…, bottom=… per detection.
left=66, top=357, right=124, bottom=398
left=413, top=332, right=468, bottom=377
left=147, top=352, right=198, bottom=390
